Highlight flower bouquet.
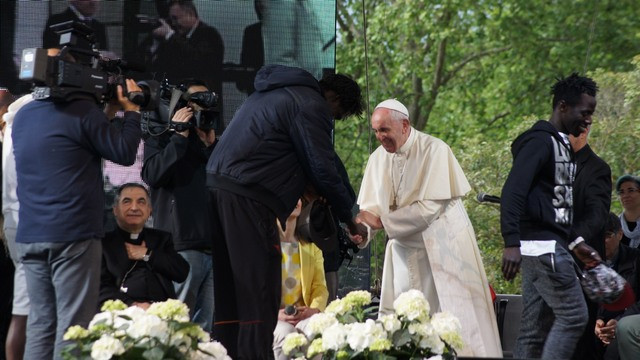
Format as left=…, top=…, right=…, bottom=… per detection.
left=61, top=299, right=230, bottom=360
left=283, top=289, right=462, bottom=359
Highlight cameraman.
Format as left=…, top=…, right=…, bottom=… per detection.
left=12, top=71, right=142, bottom=360
left=141, top=79, right=216, bottom=333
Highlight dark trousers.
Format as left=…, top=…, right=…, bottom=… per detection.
left=515, top=244, right=588, bottom=360
left=210, top=189, right=281, bottom=360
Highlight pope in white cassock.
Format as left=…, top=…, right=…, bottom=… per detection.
left=356, top=99, right=502, bottom=357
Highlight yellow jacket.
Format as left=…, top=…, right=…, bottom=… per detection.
left=298, top=241, right=329, bottom=311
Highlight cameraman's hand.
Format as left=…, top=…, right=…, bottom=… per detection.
left=117, top=79, right=141, bottom=113
left=195, top=127, right=216, bottom=147
left=152, top=18, right=174, bottom=40
left=172, top=107, right=193, bottom=137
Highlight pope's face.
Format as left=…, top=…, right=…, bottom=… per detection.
left=371, top=108, right=409, bottom=153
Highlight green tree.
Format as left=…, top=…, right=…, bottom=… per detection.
left=334, top=0, right=640, bottom=294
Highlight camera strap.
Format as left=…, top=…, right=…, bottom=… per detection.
left=167, top=88, right=185, bottom=121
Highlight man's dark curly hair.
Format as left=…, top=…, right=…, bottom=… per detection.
left=550, top=72, right=598, bottom=109
left=319, top=73, right=364, bottom=118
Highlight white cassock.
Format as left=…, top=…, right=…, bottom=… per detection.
left=358, top=128, right=502, bottom=357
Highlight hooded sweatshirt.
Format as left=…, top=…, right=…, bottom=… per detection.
left=501, top=120, right=576, bottom=248
left=206, top=65, right=354, bottom=225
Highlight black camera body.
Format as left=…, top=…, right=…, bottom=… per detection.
left=19, top=20, right=144, bottom=105
left=141, top=80, right=222, bottom=137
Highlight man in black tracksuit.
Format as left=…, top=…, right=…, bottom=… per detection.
left=501, top=73, right=602, bottom=359
left=206, top=65, right=366, bottom=359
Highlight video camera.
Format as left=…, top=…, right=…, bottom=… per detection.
left=19, top=20, right=150, bottom=105
left=141, top=79, right=222, bottom=137
left=20, top=20, right=223, bottom=136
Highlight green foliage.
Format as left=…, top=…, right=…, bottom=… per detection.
left=335, top=0, right=640, bottom=294
left=589, top=58, right=640, bottom=214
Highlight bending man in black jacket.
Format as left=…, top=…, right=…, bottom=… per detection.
left=142, top=79, right=216, bottom=332
left=500, top=73, right=602, bottom=360
left=206, top=65, right=366, bottom=359
left=100, top=183, right=189, bottom=309
left=569, top=126, right=613, bottom=360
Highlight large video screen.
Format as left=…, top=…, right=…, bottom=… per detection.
left=2, top=0, right=337, bottom=123
left=0, top=0, right=337, bottom=226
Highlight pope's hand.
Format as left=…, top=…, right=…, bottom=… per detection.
left=356, top=210, right=383, bottom=230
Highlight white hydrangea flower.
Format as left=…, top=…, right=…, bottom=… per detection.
left=407, top=322, right=444, bottom=353
left=282, top=333, right=308, bottom=355
left=431, top=311, right=464, bottom=351
left=119, top=304, right=147, bottom=321
left=369, top=338, right=392, bottom=352
left=306, top=338, right=324, bottom=358
left=393, top=289, right=430, bottom=322
left=90, top=334, right=125, bottom=360
left=420, top=331, right=445, bottom=354
left=126, top=313, right=169, bottom=342
left=100, top=299, right=127, bottom=312
left=427, top=356, right=443, bottom=360
left=147, top=299, right=190, bottom=322
left=378, top=313, right=401, bottom=333
left=169, top=330, right=193, bottom=352
left=304, top=312, right=338, bottom=338
left=345, top=319, right=386, bottom=352
left=195, top=341, right=231, bottom=360
left=63, top=325, right=89, bottom=341
left=89, top=311, right=114, bottom=329
left=324, top=298, right=350, bottom=316
left=343, top=290, right=372, bottom=308
left=321, top=322, right=348, bottom=351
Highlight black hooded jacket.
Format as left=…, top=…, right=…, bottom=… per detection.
left=206, top=65, right=354, bottom=225
left=501, top=120, right=576, bottom=247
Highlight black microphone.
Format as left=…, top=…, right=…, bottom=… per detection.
left=284, top=305, right=297, bottom=316
left=477, top=192, right=501, bottom=204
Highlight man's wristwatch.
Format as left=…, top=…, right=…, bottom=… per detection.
left=142, top=250, right=152, bottom=262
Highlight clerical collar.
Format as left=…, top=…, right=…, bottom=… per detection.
left=117, top=226, right=145, bottom=245
left=186, top=20, right=200, bottom=39
left=69, top=5, right=91, bottom=21
left=396, top=127, right=416, bottom=155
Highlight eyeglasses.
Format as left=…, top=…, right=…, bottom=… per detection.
left=617, top=188, right=639, bottom=195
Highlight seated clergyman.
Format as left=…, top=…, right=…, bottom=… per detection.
left=99, top=183, right=189, bottom=310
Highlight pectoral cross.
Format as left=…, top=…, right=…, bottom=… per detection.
left=390, top=200, right=397, bottom=212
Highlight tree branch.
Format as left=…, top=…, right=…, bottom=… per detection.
left=441, top=46, right=512, bottom=86
left=415, top=37, right=447, bottom=130
left=336, top=1, right=359, bottom=43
